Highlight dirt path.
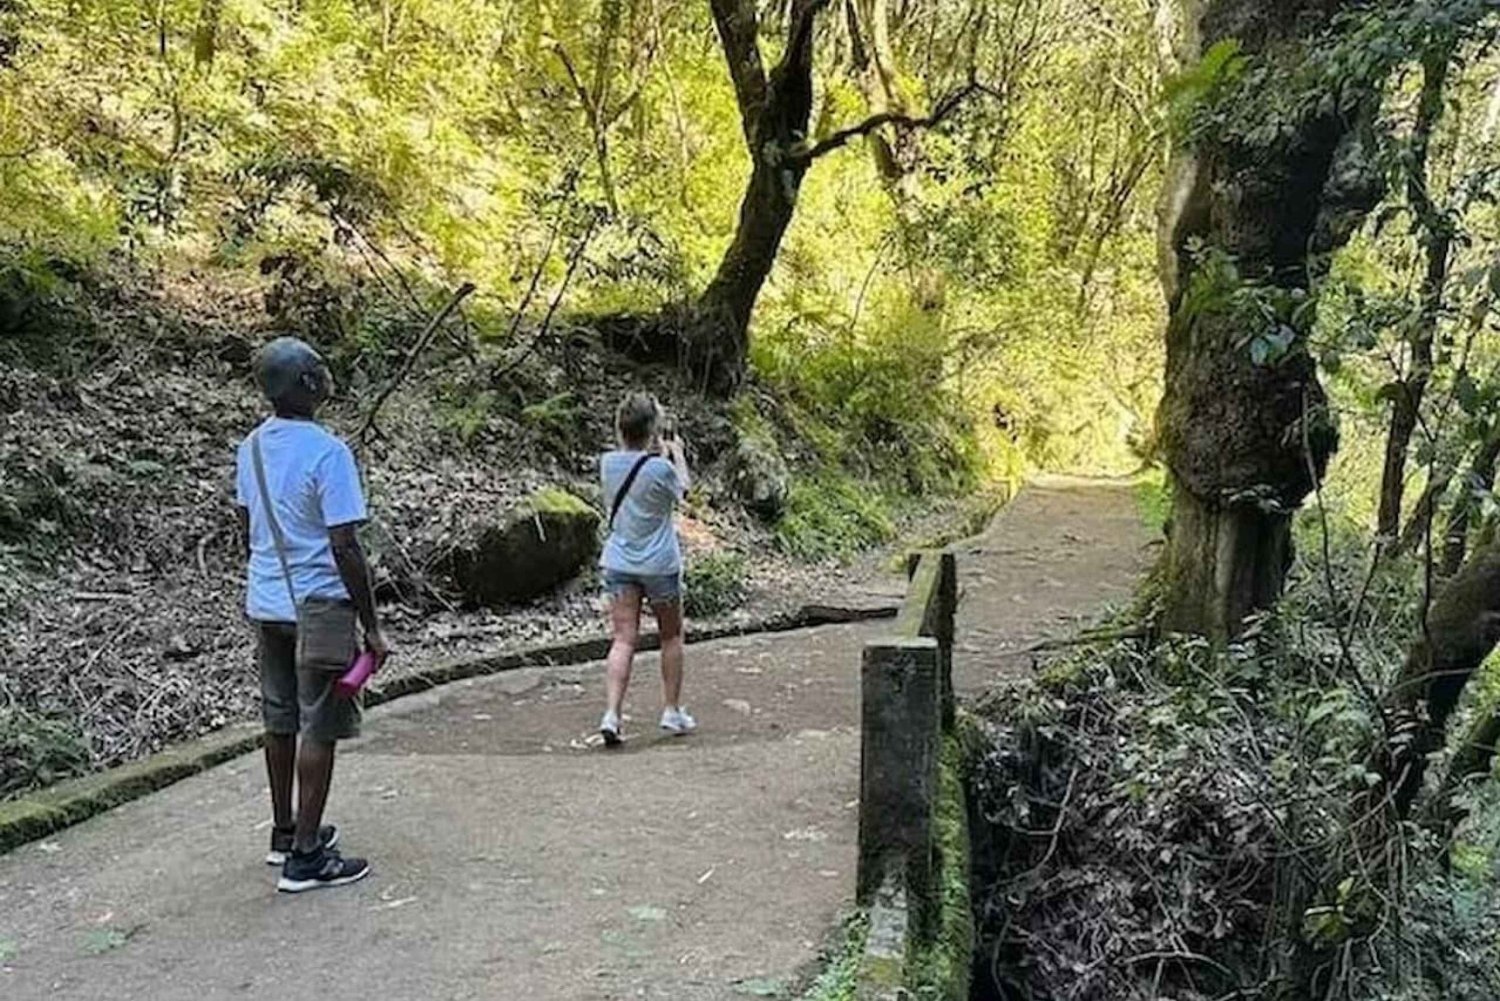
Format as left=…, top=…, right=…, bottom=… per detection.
left=0, top=478, right=1151, bottom=1001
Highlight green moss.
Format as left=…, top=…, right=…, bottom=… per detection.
left=530, top=486, right=595, bottom=518
left=0, top=723, right=262, bottom=854
left=797, top=911, right=869, bottom=1001
left=906, top=731, right=974, bottom=1001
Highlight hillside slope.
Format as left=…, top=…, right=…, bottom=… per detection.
left=0, top=266, right=991, bottom=794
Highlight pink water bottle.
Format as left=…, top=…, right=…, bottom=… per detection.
left=335, top=651, right=383, bottom=699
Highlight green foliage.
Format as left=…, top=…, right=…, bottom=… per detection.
left=905, top=732, right=973, bottom=1001
left=683, top=551, right=749, bottom=618
left=794, top=912, right=869, bottom=1001
left=1133, top=467, right=1171, bottom=535
left=1179, top=241, right=1318, bottom=365
left=0, top=248, right=97, bottom=369
left=775, top=474, right=896, bottom=564
left=1164, top=39, right=1246, bottom=142
left=0, top=706, right=92, bottom=799
left=520, top=392, right=586, bottom=456
left=0, top=0, right=1164, bottom=488
left=967, top=508, right=1499, bottom=999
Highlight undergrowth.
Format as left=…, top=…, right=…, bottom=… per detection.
left=684, top=551, right=750, bottom=617
left=775, top=473, right=898, bottom=563
left=1133, top=466, right=1170, bottom=535
left=967, top=536, right=1500, bottom=1001
left=0, top=704, right=92, bottom=798
left=795, top=912, right=869, bottom=1001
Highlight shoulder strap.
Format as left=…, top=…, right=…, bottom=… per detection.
left=609, top=453, right=656, bottom=530
left=251, top=430, right=301, bottom=620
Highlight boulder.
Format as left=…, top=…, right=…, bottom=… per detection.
left=442, top=488, right=600, bottom=607
left=725, top=436, right=790, bottom=522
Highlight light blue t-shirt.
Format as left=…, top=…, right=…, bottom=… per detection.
left=235, top=417, right=368, bottom=623
left=600, top=450, right=684, bottom=576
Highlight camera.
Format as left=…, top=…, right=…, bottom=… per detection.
left=659, top=410, right=678, bottom=442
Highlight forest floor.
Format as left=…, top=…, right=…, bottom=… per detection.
left=0, top=267, right=996, bottom=790
left=0, top=477, right=1151, bottom=1001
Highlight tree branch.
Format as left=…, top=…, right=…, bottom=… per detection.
left=794, top=80, right=984, bottom=162
left=356, top=282, right=476, bottom=447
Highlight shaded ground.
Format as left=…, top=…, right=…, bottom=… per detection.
left=0, top=478, right=1150, bottom=1000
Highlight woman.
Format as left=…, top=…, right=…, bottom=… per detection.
left=598, top=392, right=694, bottom=745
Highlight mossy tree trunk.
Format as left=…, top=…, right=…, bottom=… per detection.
left=1155, top=0, right=1380, bottom=639
left=1377, top=537, right=1500, bottom=819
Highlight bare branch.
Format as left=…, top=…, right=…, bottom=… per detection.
left=356, top=282, right=477, bottom=447
left=795, top=80, right=984, bottom=162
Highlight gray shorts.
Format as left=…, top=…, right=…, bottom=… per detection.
left=256, top=620, right=362, bottom=742
left=602, top=568, right=682, bottom=605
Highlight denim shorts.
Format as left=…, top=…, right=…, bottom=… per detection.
left=602, top=567, right=683, bottom=605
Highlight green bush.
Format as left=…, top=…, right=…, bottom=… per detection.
left=0, top=706, right=92, bottom=799
left=684, top=551, right=749, bottom=617
left=0, top=249, right=97, bottom=370
left=775, top=474, right=896, bottom=563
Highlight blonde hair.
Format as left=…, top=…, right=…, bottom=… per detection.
left=616, top=392, right=659, bottom=448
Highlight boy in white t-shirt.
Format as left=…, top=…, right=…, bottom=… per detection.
left=235, top=337, right=388, bottom=893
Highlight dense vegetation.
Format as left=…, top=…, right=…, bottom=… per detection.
left=963, top=1, right=1500, bottom=998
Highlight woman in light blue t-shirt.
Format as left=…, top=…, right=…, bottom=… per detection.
left=597, top=392, right=694, bottom=746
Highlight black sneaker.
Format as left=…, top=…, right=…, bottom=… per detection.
left=277, top=846, right=371, bottom=894
left=266, top=824, right=339, bottom=866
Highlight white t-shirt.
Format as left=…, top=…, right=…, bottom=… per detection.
left=600, top=451, right=684, bottom=576
left=235, top=416, right=368, bottom=623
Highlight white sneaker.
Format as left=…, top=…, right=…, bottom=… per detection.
left=660, top=707, right=697, bottom=735
left=600, top=710, right=623, bottom=747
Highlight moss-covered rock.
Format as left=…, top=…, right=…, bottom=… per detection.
left=441, top=487, right=600, bottom=607
left=726, top=435, right=790, bottom=522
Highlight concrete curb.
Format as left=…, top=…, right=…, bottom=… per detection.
left=0, top=602, right=897, bottom=856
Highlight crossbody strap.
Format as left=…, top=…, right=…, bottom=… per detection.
left=250, top=429, right=301, bottom=621
left=609, top=453, right=655, bottom=530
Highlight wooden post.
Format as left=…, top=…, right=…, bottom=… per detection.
left=858, top=637, right=941, bottom=927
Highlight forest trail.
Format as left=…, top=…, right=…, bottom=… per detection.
left=0, top=478, right=1151, bottom=1001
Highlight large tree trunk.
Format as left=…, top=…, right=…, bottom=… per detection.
left=688, top=0, right=825, bottom=396
left=1370, top=536, right=1500, bottom=821
left=1154, top=0, right=1379, bottom=639
left=691, top=156, right=808, bottom=393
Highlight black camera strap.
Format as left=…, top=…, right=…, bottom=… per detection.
left=609, top=453, right=655, bottom=530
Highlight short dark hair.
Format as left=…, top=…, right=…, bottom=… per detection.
left=616, top=392, right=659, bottom=447
left=255, top=336, right=326, bottom=408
